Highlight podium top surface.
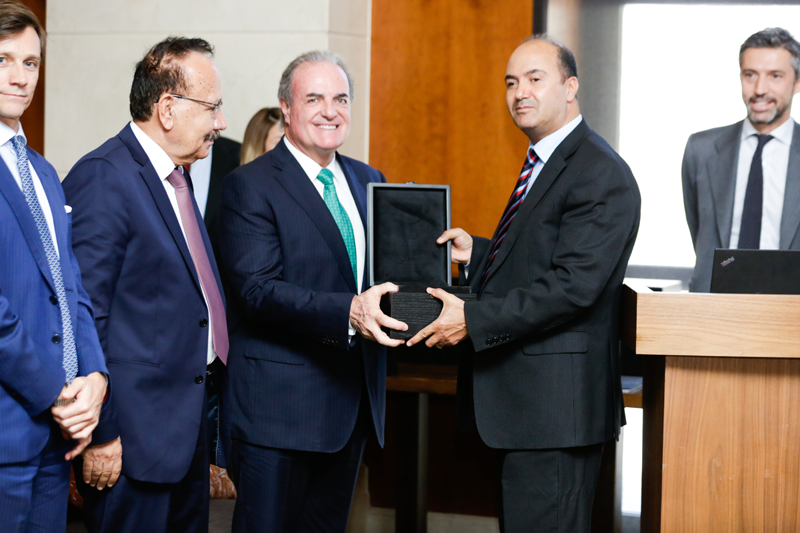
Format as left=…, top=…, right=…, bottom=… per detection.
left=622, top=284, right=800, bottom=358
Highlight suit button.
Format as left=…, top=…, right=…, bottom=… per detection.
left=195, top=375, right=204, bottom=384
left=50, top=295, right=58, bottom=305
left=52, top=334, right=62, bottom=344
left=199, top=319, right=208, bottom=328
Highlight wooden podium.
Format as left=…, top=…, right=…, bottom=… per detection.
left=622, top=284, right=800, bottom=532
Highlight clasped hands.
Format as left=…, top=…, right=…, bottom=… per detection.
left=350, top=228, right=473, bottom=349
left=51, top=372, right=122, bottom=490
left=50, top=371, right=106, bottom=460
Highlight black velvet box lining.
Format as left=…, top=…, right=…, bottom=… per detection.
left=369, top=184, right=450, bottom=286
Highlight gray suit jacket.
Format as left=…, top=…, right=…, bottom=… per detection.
left=682, top=119, right=800, bottom=292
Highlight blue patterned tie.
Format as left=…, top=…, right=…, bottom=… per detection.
left=317, top=168, right=357, bottom=280
left=11, top=136, right=78, bottom=384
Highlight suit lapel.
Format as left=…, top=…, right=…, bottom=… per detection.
left=273, top=143, right=358, bottom=293
left=31, top=152, right=71, bottom=279
left=339, top=155, right=369, bottom=292
left=339, top=155, right=367, bottom=227
left=483, top=120, right=589, bottom=284
left=780, top=121, right=800, bottom=247
left=708, top=122, right=742, bottom=248
left=0, top=151, right=56, bottom=292
left=118, top=126, right=202, bottom=292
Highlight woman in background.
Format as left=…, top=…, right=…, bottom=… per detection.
left=240, top=107, right=284, bottom=165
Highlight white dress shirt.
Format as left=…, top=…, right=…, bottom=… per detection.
left=729, top=117, right=794, bottom=249
left=523, top=114, right=584, bottom=199
left=188, top=145, right=213, bottom=217
left=130, top=122, right=216, bottom=364
left=0, top=122, right=60, bottom=258
left=283, top=137, right=366, bottom=337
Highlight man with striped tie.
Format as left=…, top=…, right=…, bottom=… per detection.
left=408, top=36, right=641, bottom=533
left=0, top=2, right=108, bottom=532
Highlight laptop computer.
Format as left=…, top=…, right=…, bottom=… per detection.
left=710, top=249, right=800, bottom=294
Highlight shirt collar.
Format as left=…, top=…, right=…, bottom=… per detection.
left=742, top=116, right=794, bottom=146
left=530, top=114, right=583, bottom=164
left=129, top=121, right=180, bottom=181
left=283, top=136, right=342, bottom=181
left=0, top=121, right=26, bottom=149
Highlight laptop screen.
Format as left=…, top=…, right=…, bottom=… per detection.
left=710, top=249, right=800, bottom=295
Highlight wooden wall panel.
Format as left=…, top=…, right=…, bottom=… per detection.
left=369, top=0, right=533, bottom=240
left=21, top=0, right=45, bottom=154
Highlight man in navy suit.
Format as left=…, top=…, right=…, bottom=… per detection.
left=0, top=3, right=108, bottom=532
left=62, top=37, right=229, bottom=533
left=220, top=51, right=406, bottom=532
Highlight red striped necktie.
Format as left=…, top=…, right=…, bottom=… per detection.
left=479, top=146, right=539, bottom=291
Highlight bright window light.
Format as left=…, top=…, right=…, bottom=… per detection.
left=620, top=4, right=800, bottom=267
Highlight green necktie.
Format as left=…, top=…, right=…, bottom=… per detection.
left=317, top=168, right=357, bottom=281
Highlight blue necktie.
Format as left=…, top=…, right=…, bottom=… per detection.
left=11, top=136, right=78, bottom=383
left=317, top=168, right=357, bottom=280
left=479, top=146, right=539, bottom=292
left=738, top=134, right=773, bottom=249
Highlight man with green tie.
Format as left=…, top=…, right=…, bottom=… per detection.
left=219, top=50, right=406, bottom=532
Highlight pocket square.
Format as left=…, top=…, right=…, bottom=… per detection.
left=65, top=205, right=72, bottom=213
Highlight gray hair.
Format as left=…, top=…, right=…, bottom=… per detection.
left=740, top=27, right=800, bottom=80
left=278, top=50, right=355, bottom=107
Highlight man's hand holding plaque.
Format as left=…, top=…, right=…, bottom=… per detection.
left=407, top=228, right=473, bottom=348
left=351, top=282, right=408, bottom=347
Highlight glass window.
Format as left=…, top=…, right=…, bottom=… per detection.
left=619, top=4, right=800, bottom=268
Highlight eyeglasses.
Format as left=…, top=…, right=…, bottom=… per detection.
left=157, top=94, right=223, bottom=116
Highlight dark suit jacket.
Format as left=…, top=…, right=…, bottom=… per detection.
left=62, top=124, right=225, bottom=483
left=461, top=119, right=641, bottom=450
left=203, top=136, right=240, bottom=261
left=0, top=147, right=107, bottom=464
left=220, top=140, right=387, bottom=453
left=682, top=120, right=800, bottom=292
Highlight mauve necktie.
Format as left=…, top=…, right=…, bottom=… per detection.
left=167, top=168, right=229, bottom=364
left=11, top=135, right=79, bottom=383
left=738, top=134, right=773, bottom=250
left=479, top=146, right=539, bottom=291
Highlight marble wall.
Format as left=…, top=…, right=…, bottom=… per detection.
left=45, top=0, right=372, bottom=177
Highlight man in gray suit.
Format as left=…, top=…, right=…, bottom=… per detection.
left=683, top=27, right=800, bottom=292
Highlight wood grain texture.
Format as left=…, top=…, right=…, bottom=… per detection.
left=660, top=356, right=800, bottom=532
left=624, top=287, right=800, bottom=532
left=623, top=285, right=800, bottom=358
left=369, top=0, right=533, bottom=240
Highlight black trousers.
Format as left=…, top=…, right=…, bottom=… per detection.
left=228, top=394, right=369, bottom=533
left=75, top=391, right=210, bottom=533
left=498, top=442, right=605, bottom=533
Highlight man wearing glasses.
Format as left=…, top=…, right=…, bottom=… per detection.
left=62, top=37, right=228, bottom=533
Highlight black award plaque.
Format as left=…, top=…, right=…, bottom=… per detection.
left=368, top=183, right=476, bottom=341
